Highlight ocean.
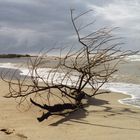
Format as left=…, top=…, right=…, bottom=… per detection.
left=0, top=55, right=140, bottom=108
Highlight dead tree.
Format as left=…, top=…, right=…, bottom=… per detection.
left=1, top=9, right=136, bottom=122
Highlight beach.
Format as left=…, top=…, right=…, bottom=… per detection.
left=0, top=56, right=140, bottom=140
left=0, top=79, right=140, bottom=140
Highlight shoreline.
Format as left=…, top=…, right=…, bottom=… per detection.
left=0, top=63, right=140, bottom=108
left=101, top=82, right=140, bottom=108
left=0, top=80, right=140, bottom=139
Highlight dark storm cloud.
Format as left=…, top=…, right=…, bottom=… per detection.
left=0, top=0, right=90, bottom=53
left=0, top=0, right=139, bottom=53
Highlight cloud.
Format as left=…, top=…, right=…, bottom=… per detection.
left=0, top=1, right=63, bottom=52
left=90, top=0, right=140, bottom=29
left=0, top=0, right=92, bottom=53
left=0, top=0, right=139, bottom=53
left=88, top=0, right=140, bottom=50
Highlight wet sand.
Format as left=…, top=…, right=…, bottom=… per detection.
left=0, top=80, right=140, bottom=140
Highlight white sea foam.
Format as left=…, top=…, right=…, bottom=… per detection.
left=0, top=63, right=17, bottom=69
left=1, top=62, right=140, bottom=108
left=125, top=54, right=140, bottom=62
left=19, top=68, right=140, bottom=108
left=101, top=83, right=140, bottom=108
left=19, top=66, right=79, bottom=86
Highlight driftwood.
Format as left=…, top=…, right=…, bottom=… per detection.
left=30, top=98, right=78, bottom=112
left=1, top=9, right=137, bottom=122
left=30, top=91, right=86, bottom=121
left=30, top=98, right=78, bottom=122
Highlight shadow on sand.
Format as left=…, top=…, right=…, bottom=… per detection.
left=49, top=97, right=140, bottom=131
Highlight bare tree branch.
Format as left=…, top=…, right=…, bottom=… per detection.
left=1, top=9, right=138, bottom=122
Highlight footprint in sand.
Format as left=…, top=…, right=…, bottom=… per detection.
left=0, top=128, right=15, bottom=135
left=16, top=133, right=28, bottom=139
left=0, top=128, right=28, bottom=139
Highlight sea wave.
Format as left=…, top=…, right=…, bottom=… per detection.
left=0, top=63, right=17, bottom=69
left=101, top=83, right=140, bottom=108
left=0, top=62, right=140, bottom=108
left=125, top=54, right=140, bottom=62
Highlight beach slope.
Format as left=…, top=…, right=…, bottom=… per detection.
left=0, top=80, right=140, bottom=140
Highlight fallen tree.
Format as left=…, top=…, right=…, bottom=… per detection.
left=1, top=9, right=137, bottom=122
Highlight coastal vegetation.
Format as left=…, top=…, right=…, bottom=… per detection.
left=1, top=10, right=137, bottom=122
left=0, top=54, right=31, bottom=58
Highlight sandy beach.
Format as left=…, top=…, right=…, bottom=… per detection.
left=0, top=79, right=140, bottom=140
left=0, top=0, right=140, bottom=139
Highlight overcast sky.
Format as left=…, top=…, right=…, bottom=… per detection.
left=0, top=0, right=139, bottom=54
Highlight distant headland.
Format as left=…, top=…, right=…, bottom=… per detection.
left=0, top=54, right=34, bottom=58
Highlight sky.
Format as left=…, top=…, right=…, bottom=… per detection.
left=0, top=0, right=139, bottom=54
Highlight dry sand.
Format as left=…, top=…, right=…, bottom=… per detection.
left=0, top=80, right=140, bottom=140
